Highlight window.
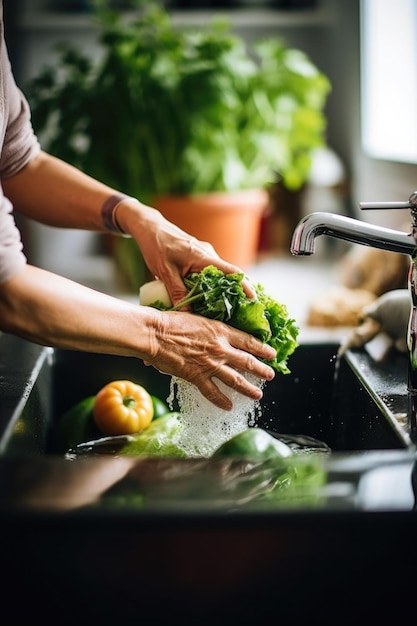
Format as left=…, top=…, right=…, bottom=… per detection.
left=360, top=0, right=417, bottom=163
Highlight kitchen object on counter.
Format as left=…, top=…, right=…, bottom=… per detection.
left=338, top=288, right=410, bottom=357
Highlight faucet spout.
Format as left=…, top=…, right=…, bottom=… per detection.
left=290, top=212, right=415, bottom=256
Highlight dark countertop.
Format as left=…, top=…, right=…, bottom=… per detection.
left=0, top=332, right=52, bottom=454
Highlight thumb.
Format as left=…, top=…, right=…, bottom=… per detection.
left=168, top=281, right=191, bottom=311
left=156, top=271, right=191, bottom=311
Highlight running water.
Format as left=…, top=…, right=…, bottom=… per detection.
left=167, top=373, right=265, bottom=458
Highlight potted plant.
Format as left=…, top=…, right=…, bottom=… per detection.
left=27, top=0, right=330, bottom=286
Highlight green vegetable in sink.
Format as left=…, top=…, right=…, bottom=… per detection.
left=212, top=427, right=293, bottom=461
left=150, top=394, right=171, bottom=420
left=73, top=417, right=293, bottom=463
left=53, top=395, right=101, bottom=453
left=120, top=413, right=186, bottom=457
left=56, top=389, right=172, bottom=453
left=140, top=265, right=299, bottom=374
left=75, top=412, right=187, bottom=458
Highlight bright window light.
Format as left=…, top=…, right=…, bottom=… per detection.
left=360, top=0, right=417, bottom=163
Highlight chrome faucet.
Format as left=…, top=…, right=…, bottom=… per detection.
left=290, top=210, right=415, bottom=256
left=290, top=191, right=417, bottom=445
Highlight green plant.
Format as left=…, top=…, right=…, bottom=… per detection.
left=27, top=0, right=331, bottom=202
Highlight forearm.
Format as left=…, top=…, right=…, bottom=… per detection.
left=0, top=264, right=157, bottom=357
left=1, top=151, right=257, bottom=305
left=2, top=151, right=130, bottom=232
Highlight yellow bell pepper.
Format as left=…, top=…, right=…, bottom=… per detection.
left=93, top=380, right=154, bottom=436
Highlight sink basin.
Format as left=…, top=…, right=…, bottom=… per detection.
left=5, top=338, right=411, bottom=456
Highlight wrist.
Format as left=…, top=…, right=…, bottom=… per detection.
left=112, top=196, right=160, bottom=241
left=101, top=194, right=140, bottom=235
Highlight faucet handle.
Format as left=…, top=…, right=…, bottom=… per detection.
left=359, top=191, right=417, bottom=210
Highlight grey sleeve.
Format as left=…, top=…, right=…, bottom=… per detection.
left=0, top=51, right=41, bottom=179
left=0, top=9, right=39, bottom=283
left=0, top=195, right=26, bottom=284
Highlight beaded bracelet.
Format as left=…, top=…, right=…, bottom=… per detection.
left=101, top=193, right=135, bottom=235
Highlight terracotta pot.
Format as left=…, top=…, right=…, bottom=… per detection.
left=154, top=189, right=268, bottom=269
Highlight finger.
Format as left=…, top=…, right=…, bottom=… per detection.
left=196, top=257, right=257, bottom=299
left=227, top=331, right=277, bottom=364
left=169, top=284, right=192, bottom=310
left=241, top=276, right=257, bottom=299
left=194, top=365, right=266, bottom=411
left=216, top=366, right=266, bottom=399
left=226, top=351, right=275, bottom=384
left=152, top=268, right=190, bottom=309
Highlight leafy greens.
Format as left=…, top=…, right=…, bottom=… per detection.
left=148, top=265, right=299, bottom=374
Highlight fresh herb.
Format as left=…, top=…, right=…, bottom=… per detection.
left=150, top=265, right=299, bottom=374
left=27, top=1, right=331, bottom=198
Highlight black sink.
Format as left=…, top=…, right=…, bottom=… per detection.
left=5, top=338, right=411, bottom=456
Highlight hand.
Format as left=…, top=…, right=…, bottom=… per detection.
left=145, top=309, right=276, bottom=410
left=117, top=199, right=257, bottom=305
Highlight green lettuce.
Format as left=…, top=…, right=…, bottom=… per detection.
left=119, top=413, right=187, bottom=457
left=74, top=413, right=187, bottom=458
left=149, top=265, right=299, bottom=374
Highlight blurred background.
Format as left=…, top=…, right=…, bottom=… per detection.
left=4, top=0, right=417, bottom=319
